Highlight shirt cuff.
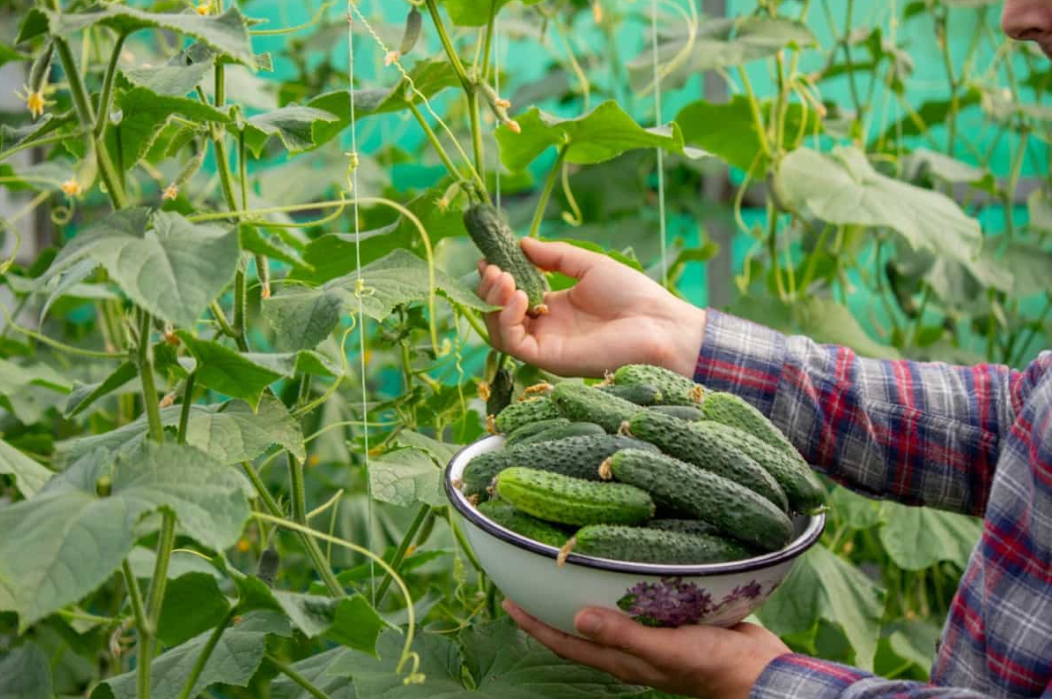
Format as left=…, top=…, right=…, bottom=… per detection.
left=694, top=309, right=788, bottom=419
left=750, top=653, right=869, bottom=699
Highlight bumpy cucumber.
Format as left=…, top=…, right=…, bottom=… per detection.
left=564, top=524, right=753, bottom=565
left=649, top=405, right=704, bottom=421
left=516, top=421, right=606, bottom=446
left=627, top=411, right=789, bottom=511
left=598, top=383, right=663, bottom=406
left=495, top=467, right=654, bottom=526
left=701, top=392, right=801, bottom=460
left=649, top=519, right=720, bottom=538
left=691, top=421, right=825, bottom=513
left=486, top=367, right=515, bottom=417
left=460, top=434, right=659, bottom=499
left=551, top=381, right=643, bottom=433
left=464, top=203, right=549, bottom=315
left=613, top=364, right=705, bottom=405
left=504, top=418, right=570, bottom=446
left=494, top=397, right=559, bottom=433
left=604, top=449, right=793, bottom=552
left=477, top=500, right=569, bottom=547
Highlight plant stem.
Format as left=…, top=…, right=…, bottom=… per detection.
left=766, top=202, right=787, bottom=302
left=375, top=504, right=430, bottom=602
left=407, top=102, right=464, bottom=184
left=233, top=268, right=249, bottom=352
left=95, top=33, right=127, bottom=139
left=209, top=301, right=239, bottom=340
left=146, top=515, right=176, bottom=622
left=137, top=311, right=164, bottom=444
left=480, top=0, right=498, bottom=79
left=177, top=373, right=197, bottom=445
left=424, top=0, right=470, bottom=91
left=268, top=655, right=333, bottom=699
left=528, top=145, right=567, bottom=238
left=123, top=560, right=153, bottom=699
left=736, top=66, right=770, bottom=158
left=288, top=452, right=308, bottom=524
left=468, top=91, right=486, bottom=190
left=935, top=10, right=959, bottom=154
left=0, top=130, right=85, bottom=164
left=176, top=612, right=234, bottom=699
left=447, top=510, right=482, bottom=573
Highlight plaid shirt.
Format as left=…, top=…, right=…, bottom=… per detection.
left=694, top=310, right=1052, bottom=699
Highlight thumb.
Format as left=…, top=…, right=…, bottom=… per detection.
left=573, top=607, right=674, bottom=663
left=520, top=238, right=604, bottom=280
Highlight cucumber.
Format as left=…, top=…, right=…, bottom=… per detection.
left=563, top=524, right=753, bottom=565
left=613, top=364, right=705, bottom=405
left=495, top=467, right=654, bottom=526
left=476, top=500, right=569, bottom=547
left=649, top=518, right=721, bottom=538
left=464, top=203, right=549, bottom=315
left=504, top=418, right=570, bottom=446
left=516, top=421, right=606, bottom=446
left=627, top=411, right=789, bottom=512
left=597, top=383, right=663, bottom=406
left=649, top=405, right=704, bottom=421
left=604, top=449, right=793, bottom=552
left=494, top=397, right=559, bottom=434
left=486, top=367, right=515, bottom=417
left=701, top=392, right=800, bottom=460
left=460, top=434, right=659, bottom=499
left=551, top=381, right=643, bottom=433
left=691, top=421, right=825, bottom=513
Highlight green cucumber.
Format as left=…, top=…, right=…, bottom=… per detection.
left=627, top=411, right=789, bottom=511
left=460, top=434, right=659, bottom=499
left=494, top=397, right=559, bottom=434
left=551, top=381, right=643, bottom=433
left=495, top=467, right=654, bottom=526
left=701, top=392, right=800, bottom=459
left=516, top=421, right=606, bottom=446
left=476, top=500, right=569, bottom=547
left=486, top=367, right=515, bottom=417
left=649, top=519, right=721, bottom=538
left=604, top=449, right=793, bottom=552
left=597, top=383, right=663, bottom=406
left=691, top=421, right=825, bottom=513
left=564, top=524, right=753, bottom=565
left=464, top=203, right=549, bottom=315
left=613, top=364, right=705, bottom=405
left=649, top=405, right=704, bottom=421
left=504, top=418, right=570, bottom=446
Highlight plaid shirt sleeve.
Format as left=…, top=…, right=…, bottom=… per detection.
left=751, top=654, right=1053, bottom=699
left=693, top=310, right=1045, bottom=515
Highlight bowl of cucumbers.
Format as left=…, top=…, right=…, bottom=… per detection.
left=444, top=364, right=827, bottom=634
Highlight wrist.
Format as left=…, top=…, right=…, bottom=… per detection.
left=649, top=299, right=707, bottom=378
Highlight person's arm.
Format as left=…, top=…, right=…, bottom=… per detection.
left=695, top=310, right=1052, bottom=515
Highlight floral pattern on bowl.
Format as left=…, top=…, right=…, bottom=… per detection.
left=616, top=577, right=782, bottom=627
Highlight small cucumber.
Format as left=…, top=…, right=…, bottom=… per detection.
left=494, top=397, right=559, bottom=434
left=495, top=467, right=654, bottom=526
left=551, top=381, right=643, bottom=433
left=649, top=405, right=704, bottom=421
left=485, top=367, right=515, bottom=417
left=476, top=500, right=569, bottom=547
left=464, top=203, right=549, bottom=315
left=562, top=524, right=753, bottom=565
left=613, top=364, right=706, bottom=405
left=504, top=418, right=570, bottom=446
left=604, top=449, right=793, bottom=552
left=597, top=383, right=663, bottom=406
left=627, top=411, right=789, bottom=512
left=516, top=421, right=606, bottom=446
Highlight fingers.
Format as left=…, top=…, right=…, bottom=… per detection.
left=521, top=238, right=603, bottom=280
left=571, top=607, right=714, bottom=669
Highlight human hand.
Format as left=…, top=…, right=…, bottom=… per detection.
left=476, top=238, right=706, bottom=378
left=503, top=601, right=790, bottom=699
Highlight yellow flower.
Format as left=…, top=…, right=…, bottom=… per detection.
left=195, top=0, right=211, bottom=15
left=162, top=184, right=179, bottom=201
left=505, top=119, right=521, bottom=134
left=60, top=178, right=82, bottom=198
left=15, top=85, right=52, bottom=119
left=384, top=50, right=401, bottom=67
left=236, top=539, right=251, bottom=553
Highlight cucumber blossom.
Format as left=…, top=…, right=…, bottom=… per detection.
left=495, top=467, right=654, bottom=527
left=561, top=524, right=753, bottom=565
left=504, top=418, right=570, bottom=446
left=476, top=500, right=569, bottom=548
left=551, top=381, right=643, bottom=433
left=627, top=411, right=789, bottom=511
left=494, top=397, right=559, bottom=433
left=515, top=421, right=606, bottom=446
left=613, top=364, right=705, bottom=405
left=464, top=203, right=549, bottom=316
left=603, top=449, right=793, bottom=552
left=597, top=383, right=663, bottom=406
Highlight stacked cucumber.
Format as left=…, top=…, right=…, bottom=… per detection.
left=460, top=364, right=826, bottom=566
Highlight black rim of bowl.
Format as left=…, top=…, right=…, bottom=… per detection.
left=443, top=436, right=827, bottom=576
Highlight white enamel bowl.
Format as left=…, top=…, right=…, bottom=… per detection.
left=444, top=435, right=826, bottom=634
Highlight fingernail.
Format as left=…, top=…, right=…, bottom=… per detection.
left=575, top=612, right=602, bottom=636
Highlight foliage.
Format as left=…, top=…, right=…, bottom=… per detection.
left=0, top=0, right=1049, bottom=697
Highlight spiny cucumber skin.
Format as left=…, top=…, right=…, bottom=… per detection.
left=494, top=397, right=559, bottom=433
left=570, top=525, right=753, bottom=565
left=613, top=364, right=705, bottom=406
left=460, top=435, right=659, bottom=499
left=649, top=405, right=704, bottom=421
left=495, top=467, right=654, bottom=527
left=701, top=392, right=801, bottom=460
left=598, top=383, right=663, bottom=406
left=551, top=382, right=644, bottom=433
left=649, top=519, right=720, bottom=538
left=516, top=421, right=606, bottom=446
left=608, top=449, right=793, bottom=552
left=486, top=368, right=515, bottom=417
left=477, top=500, right=569, bottom=548
left=628, top=411, right=789, bottom=512
left=464, top=204, right=549, bottom=314
left=691, top=420, right=825, bottom=513
left=504, top=418, right=570, bottom=446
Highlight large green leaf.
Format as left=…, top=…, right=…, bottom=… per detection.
left=242, top=105, right=340, bottom=156
left=63, top=361, right=138, bottom=418
left=440, top=0, right=545, bottom=26
left=497, top=100, right=708, bottom=172
left=157, top=572, right=232, bottom=647
left=0, top=643, right=52, bottom=699
left=182, top=395, right=306, bottom=463
left=121, top=59, right=214, bottom=97
left=756, top=545, right=885, bottom=671
left=0, top=42, right=27, bottom=69
left=369, top=447, right=446, bottom=508
left=271, top=647, right=355, bottom=699
left=270, top=591, right=389, bottom=654
left=262, top=287, right=347, bottom=352
left=878, top=502, right=982, bottom=570
left=89, top=610, right=290, bottom=699
left=0, top=357, right=72, bottom=424
left=18, top=6, right=257, bottom=68
left=45, top=209, right=240, bottom=329
left=0, top=442, right=250, bottom=630
left=0, top=438, right=53, bottom=498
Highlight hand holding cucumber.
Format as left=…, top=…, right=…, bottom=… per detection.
left=477, top=238, right=706, bottom=378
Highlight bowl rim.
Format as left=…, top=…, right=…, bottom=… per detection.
left=444, top=435, right=827, bottom=576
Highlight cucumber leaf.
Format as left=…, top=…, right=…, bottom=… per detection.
left=0, top=437, right=53, bottom=499
left=878, top=502, right=982, bottom=570
left=0, top=643, right=52, bottom=699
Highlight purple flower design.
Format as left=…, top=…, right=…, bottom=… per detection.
left=616, top=577, right=713, bottom=627
left=721, top=580, right=763, bottom=606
